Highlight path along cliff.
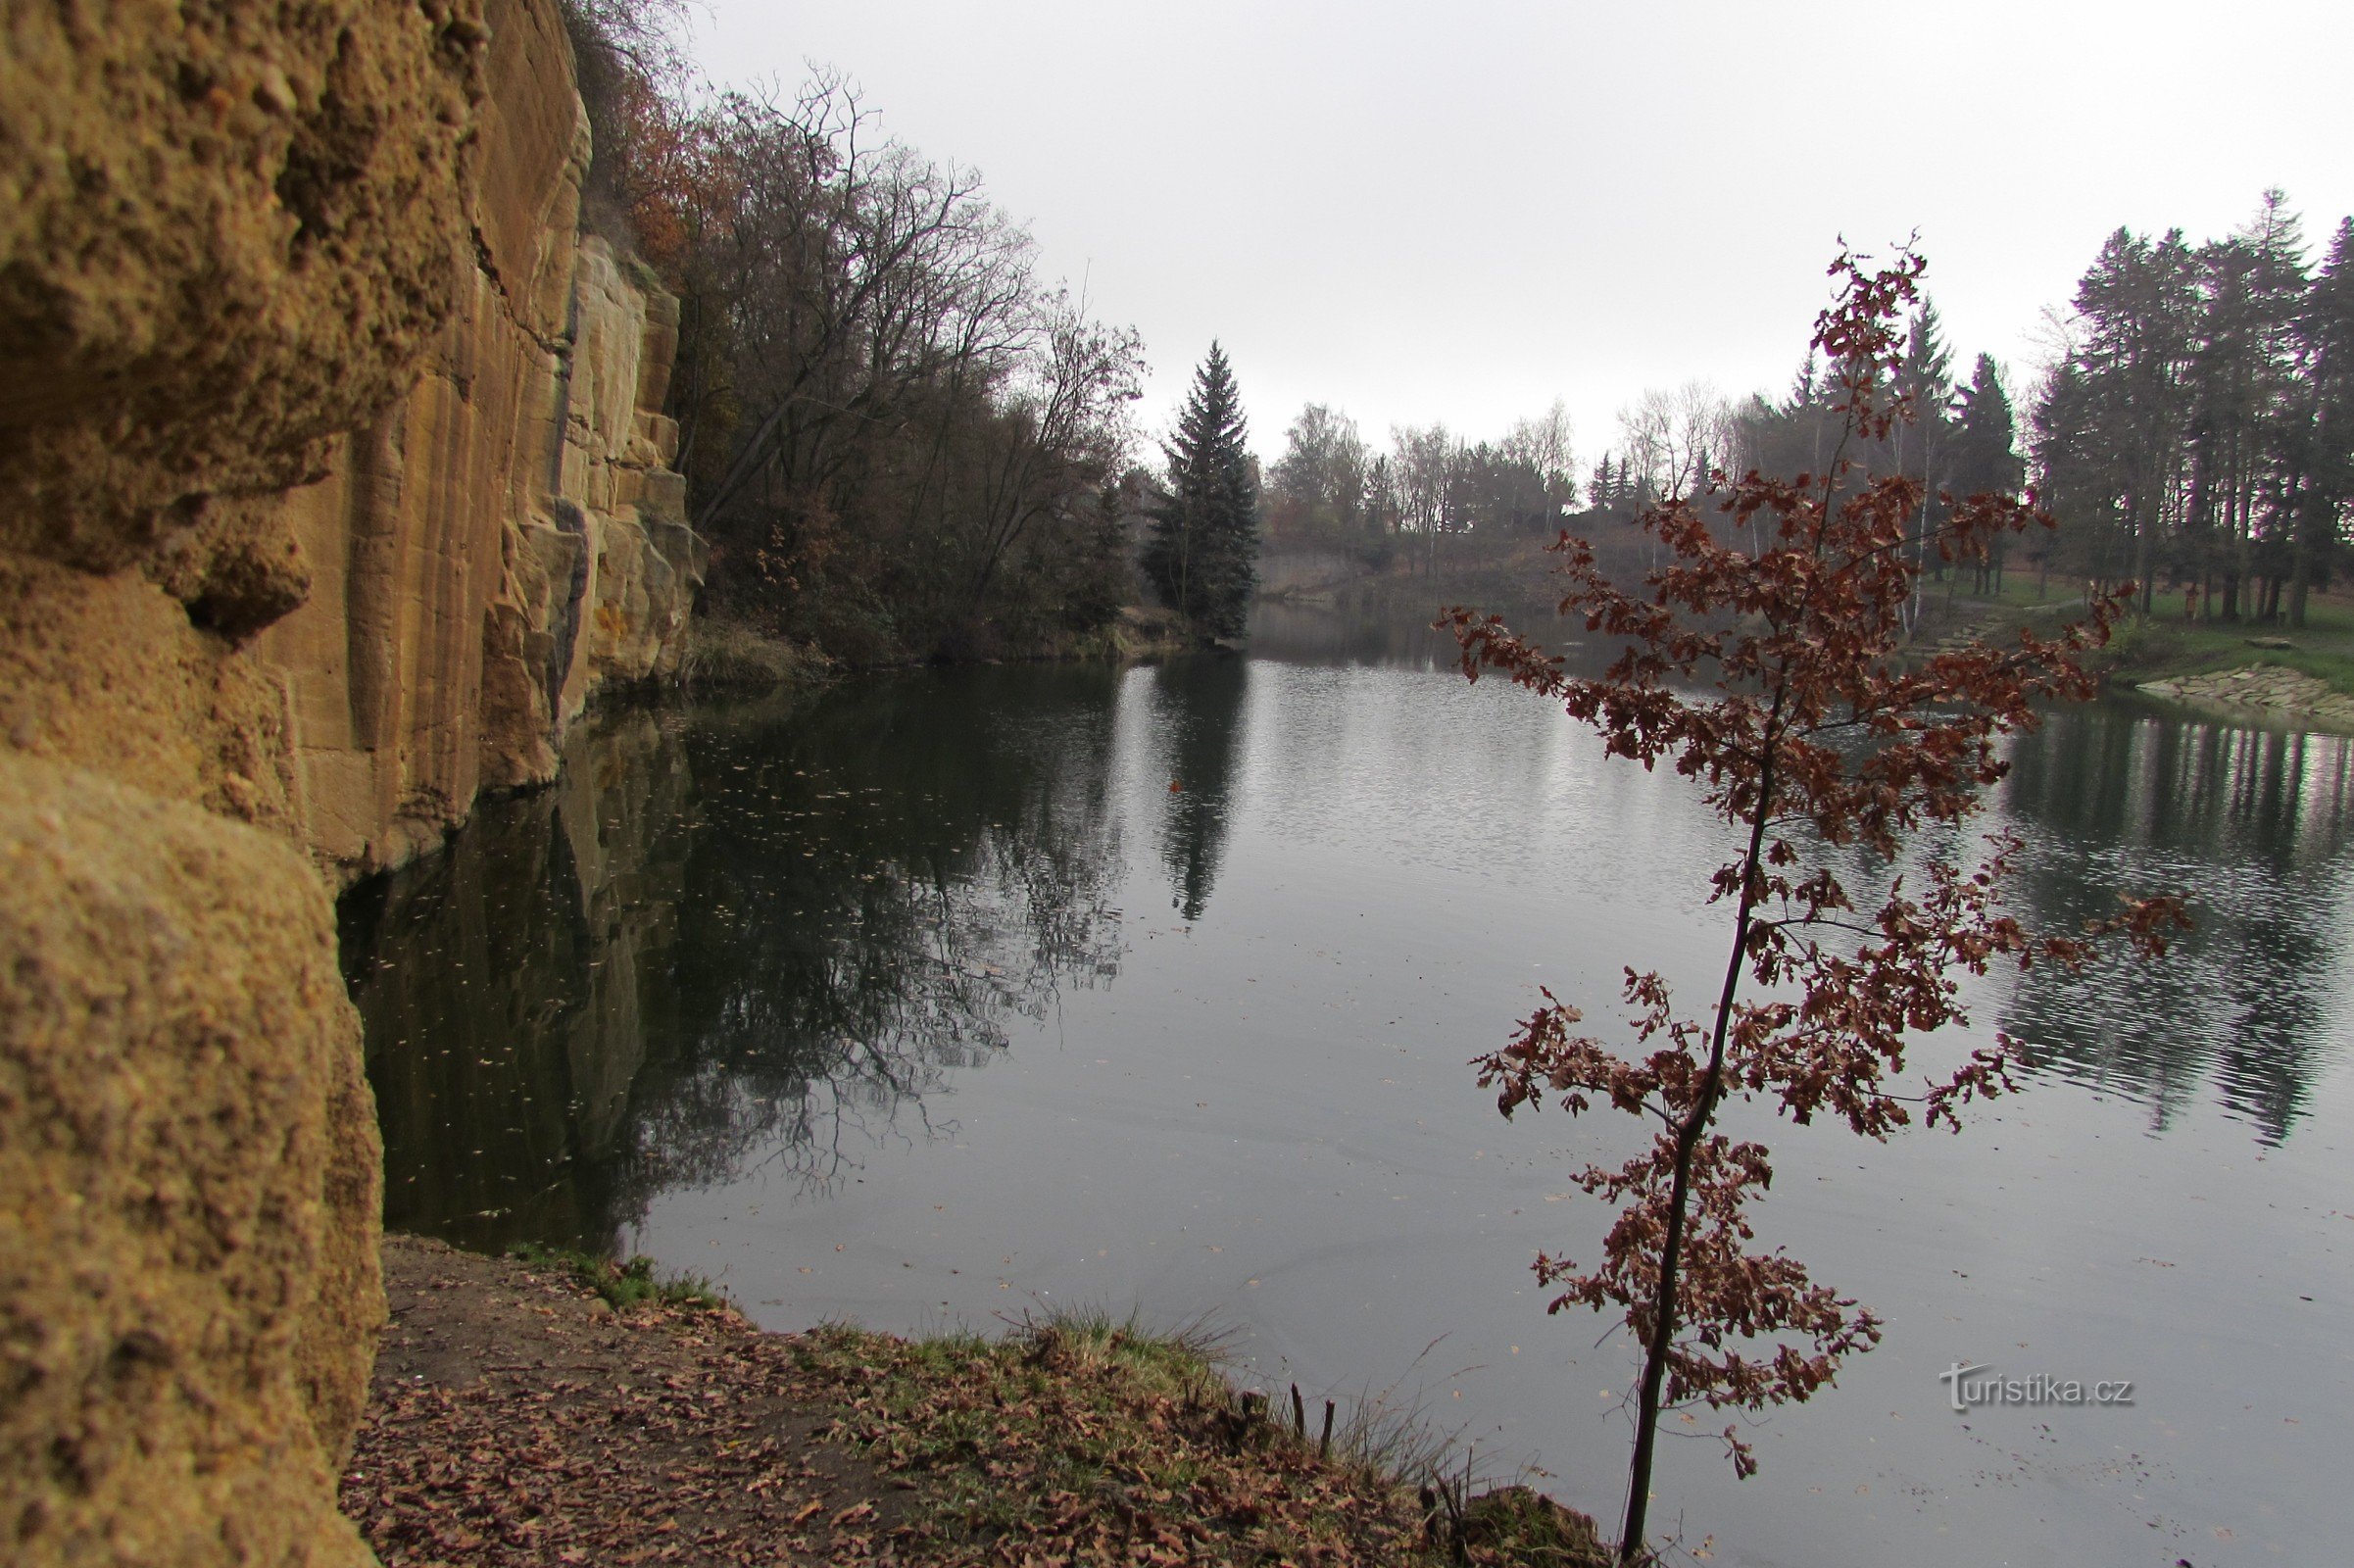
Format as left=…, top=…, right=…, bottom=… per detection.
left=1, top=1, right=699, bottom=1561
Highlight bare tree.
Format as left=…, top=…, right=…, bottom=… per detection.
left=1503, top=398, right=1578, bottom=499
left=1390, top=422, right=1462, bottom=574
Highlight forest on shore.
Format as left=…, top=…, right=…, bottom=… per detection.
left=567, top=1, right=1159, bottom=665
left=1258, top=194, right=2354, bottom=636
left=570, top=0, right=2354, bottom=669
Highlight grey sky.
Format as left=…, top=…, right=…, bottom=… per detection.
left=692, top=0, right=2353, bottom=471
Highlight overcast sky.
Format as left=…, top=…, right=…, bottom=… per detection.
left=690, top=0, right=2354, bottom=471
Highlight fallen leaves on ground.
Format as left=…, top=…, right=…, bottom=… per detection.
left=344, top=1236, right=1607, bottom=1567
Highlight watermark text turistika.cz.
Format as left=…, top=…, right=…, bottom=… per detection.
left=1938, top=1362, right=2134, bottom=1412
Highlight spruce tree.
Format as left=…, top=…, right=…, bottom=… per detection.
left=2291, top=216, right=2354, bottom=624
left=1949, top=353, right=2026, bottom=595
left=1950, top=353, right=2025, bottom=498
left=1146, top=343, right=1259, bottom=639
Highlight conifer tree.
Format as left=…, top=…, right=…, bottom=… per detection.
left=2295, top=218, right=2354, bottom=623
left=1950, top=353, right=2025, bottom=498
left=1950, top=354, right=2026, bottom=593
left=1147, top=343, right=1260, bottom=639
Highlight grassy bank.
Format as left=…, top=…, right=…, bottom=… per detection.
left=679, top=613, right=829, bottom=690
left=804, top=1313, right=1606, bottom=1566
left=1900, top=584, right=2354, bottom=702
left=350, top=1237, right=1610, bottom=1567
left=2093, top=594, right=2354, bottom=697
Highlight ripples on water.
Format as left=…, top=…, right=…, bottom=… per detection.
left=2001, top=710, right=2354, bottom=1140
left=341, top=608, right=2354, bottom=1566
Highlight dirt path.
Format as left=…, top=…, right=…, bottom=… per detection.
left=343, top=1235, right=910, bottom=1565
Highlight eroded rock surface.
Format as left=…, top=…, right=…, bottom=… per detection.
left=0, top=0, right=699, bottom=1559
left=0, top=755, right=381, bottom=1567
left=0, top=0, right=484, bottom=577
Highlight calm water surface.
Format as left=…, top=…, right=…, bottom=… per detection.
left=343, top=605, right=2354, bottom=1568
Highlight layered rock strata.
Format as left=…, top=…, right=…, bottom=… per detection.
left=0, top=0, right=697, bottom=1560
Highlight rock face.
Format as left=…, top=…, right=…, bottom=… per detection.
left=0, top=0, right=698, bottom=1560
left=250, top=3, right=701, bottom=882
left=0, top=0, right=483, bottom=578
left=0, top=756, right=381, bottom=1567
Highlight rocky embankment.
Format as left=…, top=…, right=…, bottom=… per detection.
left=2133, top=664, right=2354, bottom=730
left=1, top=2, right=697, bottom=1561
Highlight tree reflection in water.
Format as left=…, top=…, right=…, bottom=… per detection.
left=341, top=666, right=1127, bottom=1253
left=341, top=668, right=2354, bottom=1263
left=1147, top=656, right=1250, bottom=922
left=1997, top=704, right=2354, bottom=1143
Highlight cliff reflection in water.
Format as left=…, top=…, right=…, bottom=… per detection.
left=1998, top=705, right=2354, bottom=1142
left=340, top=666, right=1129, bottom=1252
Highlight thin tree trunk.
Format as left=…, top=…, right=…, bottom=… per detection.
left=2287, top=468, right=2319, bottom=629
left=1619, top=688, right=1784, bottom=1564
left=2133, top=488, right=2157, bottom=616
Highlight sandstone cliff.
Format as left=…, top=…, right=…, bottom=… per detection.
left=252, top=3, right=701, bottom=882
left=1, top=0, right=699, bottom=884
left=0, top=0, right=698, bottom=1560
left=0, top=759, right=384, bottom=1565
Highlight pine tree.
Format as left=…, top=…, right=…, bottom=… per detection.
left=1950, top=353, right=2025, bottom=498
left=1146, top=343, right=1260, bottom=639
left=1899, top=302, right=1956, bottom=416
left=2072, top=226, right=2201, bottom=612
left=1893, top=301, right=1956, bottom=616
left=2291, top=216, right=2354, bottom=624
left=1950, top=354, right=2026, bottom=594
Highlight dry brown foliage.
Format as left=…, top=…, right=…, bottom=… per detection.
left=1443, top=247, right=2186, bottom=1563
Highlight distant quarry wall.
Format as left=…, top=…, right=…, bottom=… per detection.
left=0, top=0, right=695, bottom=1561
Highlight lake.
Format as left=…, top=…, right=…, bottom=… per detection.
left=341, top=602, right=2354, bottom=1567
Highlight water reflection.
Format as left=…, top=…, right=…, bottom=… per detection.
left=336, top=648, right=2354, bottom=1568
left=1250, top=597, right=1460, bottom=667
left=1998, top=705, right=2354, bottom=1142
left=1147, top=658, right=1250, bottom=920
left=340, top=658, right=2354, bottom=1266
left=1249, top=591, right=1566, bottom=670
left=341, top=668, right=1128, bottom=1252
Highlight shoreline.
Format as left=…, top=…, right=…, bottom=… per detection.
left=2116, top=663, right=2354, bottom=734
left=1893, top=591, right=2354, bottom=736
left=349, top=1235, right=1610, bottom=1567
left=679, top=604, right=1205, bottom=696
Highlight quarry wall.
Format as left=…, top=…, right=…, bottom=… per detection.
left=0, top=0, right=695, bottom=1558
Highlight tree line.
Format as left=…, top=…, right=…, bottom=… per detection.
left=565, top=1, right=1263, bottom=662
left=1260, top=400, right=1580, bottom=572
left=575, top=0, right=2354, bottom=650
left=1268, top=193, right=2354, bottom=642
left=1579, top=195, right=2354, bottom=630
left=2033, top=191, right=2354, bottom=627
left=1595, top=195, right=2354, bottom=630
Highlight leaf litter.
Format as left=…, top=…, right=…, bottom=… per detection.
left=344, top=1235, right=1608, bottom=1566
